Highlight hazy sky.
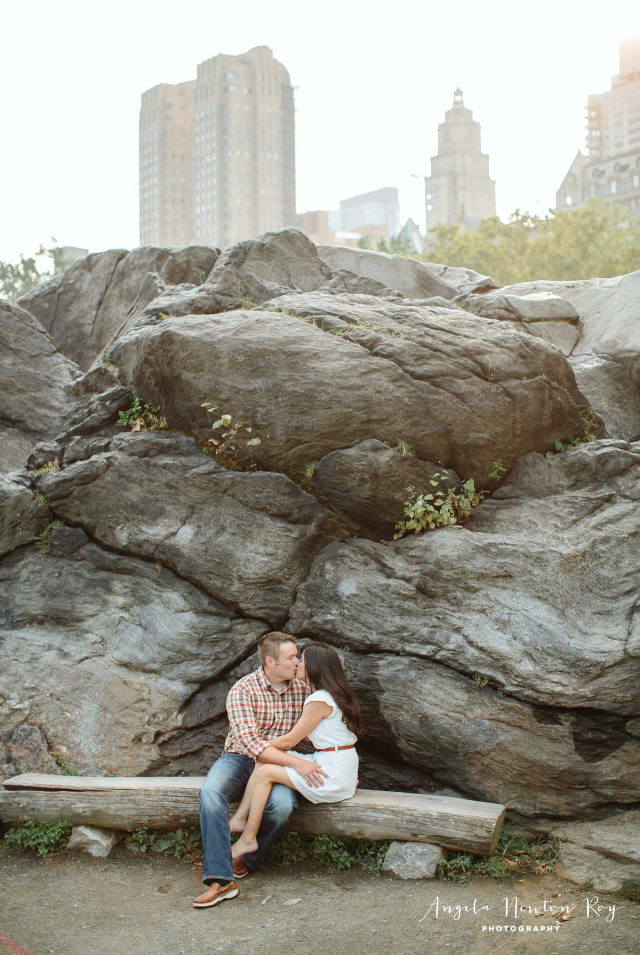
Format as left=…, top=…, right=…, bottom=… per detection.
left=2, top=0, right=639, bottom=261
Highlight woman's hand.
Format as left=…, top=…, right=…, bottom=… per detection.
left=294, top=758, right=328, bottom=788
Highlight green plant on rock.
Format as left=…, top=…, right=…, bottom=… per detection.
left=395, top=438, right=416, bottom=456
left=116, top=393, right=167, bottom=432
left=438, top=828, right=560, bottom=883
left=1, top=819, right=73, bottom=858
left=32, top=458, right=60, bottom=475
left=34, top=519, right=63, bottom=554
left=201, top=403, right=263, bottom=470
left=32, top=489, right=49, bottom=507
left=394, top=475, right=484, bottom=539
left=488, top=458, right=507, bottom=480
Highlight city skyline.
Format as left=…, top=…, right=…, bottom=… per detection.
left=2, top=0, right=639, bottom=261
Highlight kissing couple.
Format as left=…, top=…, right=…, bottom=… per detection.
left=193, top=631, right=362, bottom=907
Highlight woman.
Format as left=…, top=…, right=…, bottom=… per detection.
left=230, top=643, right=363, bottom=860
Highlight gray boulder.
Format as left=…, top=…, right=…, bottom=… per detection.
left=520, top=321, right=580, bottom=356
left=134, top=229, right=335, bottom=325
left=317, top=245, right=456, bottom=299
left=5, top=725, right=60, bottom=775
left=0, top=473, right=50, bottom=558
left=289, top=440, right=640, bottom=714
left=570, top=355, right=640, bottom=441
left=18, top=246, right=219, bottom=370
left=458, top=290, right=580, bottom=324
left=343, top=652, right=639, bottom=817
left=383, top=841, right=445, bottom=879
left=502, top=270, right=640, bottom=359
left=424, top=263, right=501, bottom=295
left=0, top=300, right=80, bottom=473
left=109, top=291, right=592, bottom=485
left=67, top=826, right=121, bottom=858
left=553, top=811, right=640, bottom=891
left=0, top=524, right=265, bottom=776
left=36, top=431, right=352, bottom=624
left=310, top=439, right=459, bottom=538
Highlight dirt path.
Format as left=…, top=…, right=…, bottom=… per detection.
left=1, top=849, right=638, bottom=955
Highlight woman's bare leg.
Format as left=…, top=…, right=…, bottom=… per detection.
left=231, top=765, right=294, bottom=859
left=229, top=767, right=259, bottom=833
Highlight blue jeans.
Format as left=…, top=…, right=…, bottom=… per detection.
left=199, top=752, right=298, bottom=885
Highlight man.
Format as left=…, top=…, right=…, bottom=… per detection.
left=193, top=631, right=327, bottom=908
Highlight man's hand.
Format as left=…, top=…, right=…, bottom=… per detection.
left=294, top=759, right=328, bottom=788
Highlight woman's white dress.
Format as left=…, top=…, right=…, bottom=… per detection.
left=284, top=689, right=358, bottom=804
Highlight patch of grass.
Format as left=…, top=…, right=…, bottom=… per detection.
left=272, top=831, right=390, bottom=874
left=31, top=458, right=60, bottom=475
left=34, top=519, right=63, bottom=554
left=124, top=826, right=203, bottom=861
left=31, top=489, right=49, bottom=507
left=438, top=827, right=560, bottom=883
left=620, top=880, right=640, bottom=902
left=1, top=819, right=73, bottom=858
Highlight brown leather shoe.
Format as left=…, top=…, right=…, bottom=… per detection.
left=232, top=856, right=250, bottom=879
left=193, top=881, right=238, bottom=908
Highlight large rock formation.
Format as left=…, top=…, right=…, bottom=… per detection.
left=1, top=230, right=638, bottom=858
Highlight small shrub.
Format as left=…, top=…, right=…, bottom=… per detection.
left=394, top=476, right=484, bottom=539
left=272, top=831, right=389, bottom=874
left=395, top=438, right=416, bottom=456
left=1, top=819, right=72, bottom=858
left=116, top=393, right=167, bottom=432
left=31, top=489, right=49, bottom=507
left=438, top=828, right=560, bottom=883
left=34, top=519, right=63, bottom=554
left=488, top=458, right=507, bottom=480
left=201, top=403, right=264, bottom=470
left=124, top=826, right=203, bottom=861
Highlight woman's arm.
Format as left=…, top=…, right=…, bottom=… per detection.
left=268, top=700, right=332, bottom=750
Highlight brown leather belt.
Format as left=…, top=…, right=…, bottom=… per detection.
left=314, top=744, right=357, bottom=752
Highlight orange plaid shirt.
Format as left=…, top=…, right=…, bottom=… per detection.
left=224, top=667, right=309, bottom=760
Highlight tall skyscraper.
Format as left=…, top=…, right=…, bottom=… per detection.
left=424, top=89, right=495, bottom=234
left=139, top=46, right=296, bottom=249
left=556, top=35, right=640, bottom=219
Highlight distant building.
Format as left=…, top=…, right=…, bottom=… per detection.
left=328, top=187, right=400, bottom=242
left=139, top=46, right=296, bottom=249
left=54, top=246, right=88, bottom=273
left=424, top=89, right=495, bottom=234
left=556, top=35, right=640, bottom=219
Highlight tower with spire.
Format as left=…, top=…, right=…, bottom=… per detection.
left=425, top=89, right=495, bottom=234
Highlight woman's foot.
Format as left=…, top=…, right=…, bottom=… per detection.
left=231, top=836, right=258, bottom=859
left=229, top=813, right=246, bottom=834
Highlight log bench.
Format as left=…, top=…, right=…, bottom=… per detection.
left=0, top=773, right=506, bottom=857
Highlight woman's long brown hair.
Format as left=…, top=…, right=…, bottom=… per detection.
left=301, top=643, right=364, bottom=737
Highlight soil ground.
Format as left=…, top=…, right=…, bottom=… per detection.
left=1, top=848, right=638, bottom=955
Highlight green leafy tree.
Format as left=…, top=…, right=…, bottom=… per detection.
left=0, top=238, right=67, bottom=301
left=0, top=254, right=45, bottom=300
left=423, top=199, right=640, bottom=284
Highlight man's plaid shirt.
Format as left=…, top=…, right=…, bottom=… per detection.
left=224, top=667, right=309, bottom=760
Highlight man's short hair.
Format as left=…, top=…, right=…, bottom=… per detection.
left=258, top=631, right=296, bottom=667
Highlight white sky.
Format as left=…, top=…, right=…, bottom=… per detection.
left=2, top=0, right=639, bottom=261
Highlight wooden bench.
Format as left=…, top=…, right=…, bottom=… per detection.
left=0, top=773, right=506, bottom=857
